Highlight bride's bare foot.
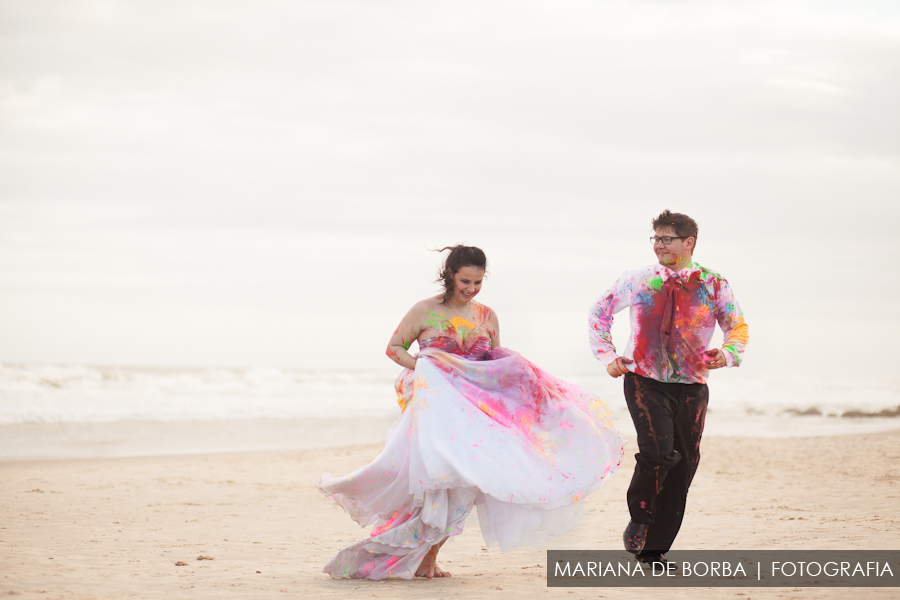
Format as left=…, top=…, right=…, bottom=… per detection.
left=415, top=540, right=451, bottom=579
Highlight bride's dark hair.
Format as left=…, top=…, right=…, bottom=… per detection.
left=435, top=245, right=487, bottom=305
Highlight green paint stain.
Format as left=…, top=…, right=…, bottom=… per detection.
left=424, top=312, right=447, bottom=331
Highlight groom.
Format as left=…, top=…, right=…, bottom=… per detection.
left=588, top=210, right=749, bottom=563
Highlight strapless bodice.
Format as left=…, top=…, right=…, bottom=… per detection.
left=419, top=335, right=492, bottom=360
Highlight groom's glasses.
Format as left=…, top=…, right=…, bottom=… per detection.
left=650, top=236, right=685, bottom=245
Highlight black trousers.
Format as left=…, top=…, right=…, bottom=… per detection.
left=623, top=373, right=709, bottom=555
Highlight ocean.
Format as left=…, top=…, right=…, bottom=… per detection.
left=1, top=363, right=897, bottom=461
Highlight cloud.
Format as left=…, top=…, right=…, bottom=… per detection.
left=0, top=0, right=898, bottom=367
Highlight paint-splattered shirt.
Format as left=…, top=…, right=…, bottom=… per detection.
left=589, top=262, right=749, bottom=384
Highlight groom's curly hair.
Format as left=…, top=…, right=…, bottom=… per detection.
left=653, top=209, right=699, bottom=250
left=435, top=245, right=487, bottom=305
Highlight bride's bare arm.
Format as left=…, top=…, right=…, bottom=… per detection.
left=486, top=308, right=500, bottom=349
left=386, top=303, right=426, bottom=370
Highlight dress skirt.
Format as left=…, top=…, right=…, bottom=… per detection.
left=317, top=346, right=625, bottom=579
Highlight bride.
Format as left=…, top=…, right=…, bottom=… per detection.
left=317, top=245, right=625, bottom=579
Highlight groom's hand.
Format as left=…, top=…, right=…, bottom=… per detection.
left=702, top=348, right=727, bottom=370
left=607, top=357, right=633, bottom=378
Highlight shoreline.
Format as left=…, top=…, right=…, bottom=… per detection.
left=0, top=415, right=400, bottom=462
left=0, top=441, right=388, bottom=470
left=2, top=429, right=898, bottom=599
left=3, top=412, right=900, bottom=463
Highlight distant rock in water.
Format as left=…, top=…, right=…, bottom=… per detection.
left=841, top=405, right=900, bottom=418
left=783, top=407, right=823, bottom=416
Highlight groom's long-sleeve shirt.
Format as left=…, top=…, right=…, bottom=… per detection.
left=588, top=262, right=749, bottom=384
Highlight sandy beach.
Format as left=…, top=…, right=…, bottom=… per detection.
left=1, top=429, right=898, bottom=599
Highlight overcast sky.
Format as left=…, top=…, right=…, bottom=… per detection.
left=1, top=0, right=898, bottom=378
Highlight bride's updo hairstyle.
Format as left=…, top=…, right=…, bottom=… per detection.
left=436, top=245, right=487, bottom=305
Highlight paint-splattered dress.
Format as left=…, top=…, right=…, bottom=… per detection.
left=316, top=331, right=625, bottom=580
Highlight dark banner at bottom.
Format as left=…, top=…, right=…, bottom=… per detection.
left=546, top=550, right=900, bottom=587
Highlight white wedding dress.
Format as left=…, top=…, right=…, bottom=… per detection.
left=317, top=335, right=625, bottom=579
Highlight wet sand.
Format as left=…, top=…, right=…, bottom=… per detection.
left=1, top=429, right=898, bottom=599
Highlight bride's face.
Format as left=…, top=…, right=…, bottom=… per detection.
left=451, top=266, right=484, bottom=305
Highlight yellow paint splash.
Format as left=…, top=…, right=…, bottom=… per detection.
left=478, top=402, right=497, bottom=418
left=448, top=316, right=475, bottom=330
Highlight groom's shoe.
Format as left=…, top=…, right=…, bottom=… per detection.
left=635, top=553, right=667, bottom=565
left=623, top=520, right=648, bottom=555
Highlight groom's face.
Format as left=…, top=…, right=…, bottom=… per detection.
left=653, top=226, right=693, bottom=268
